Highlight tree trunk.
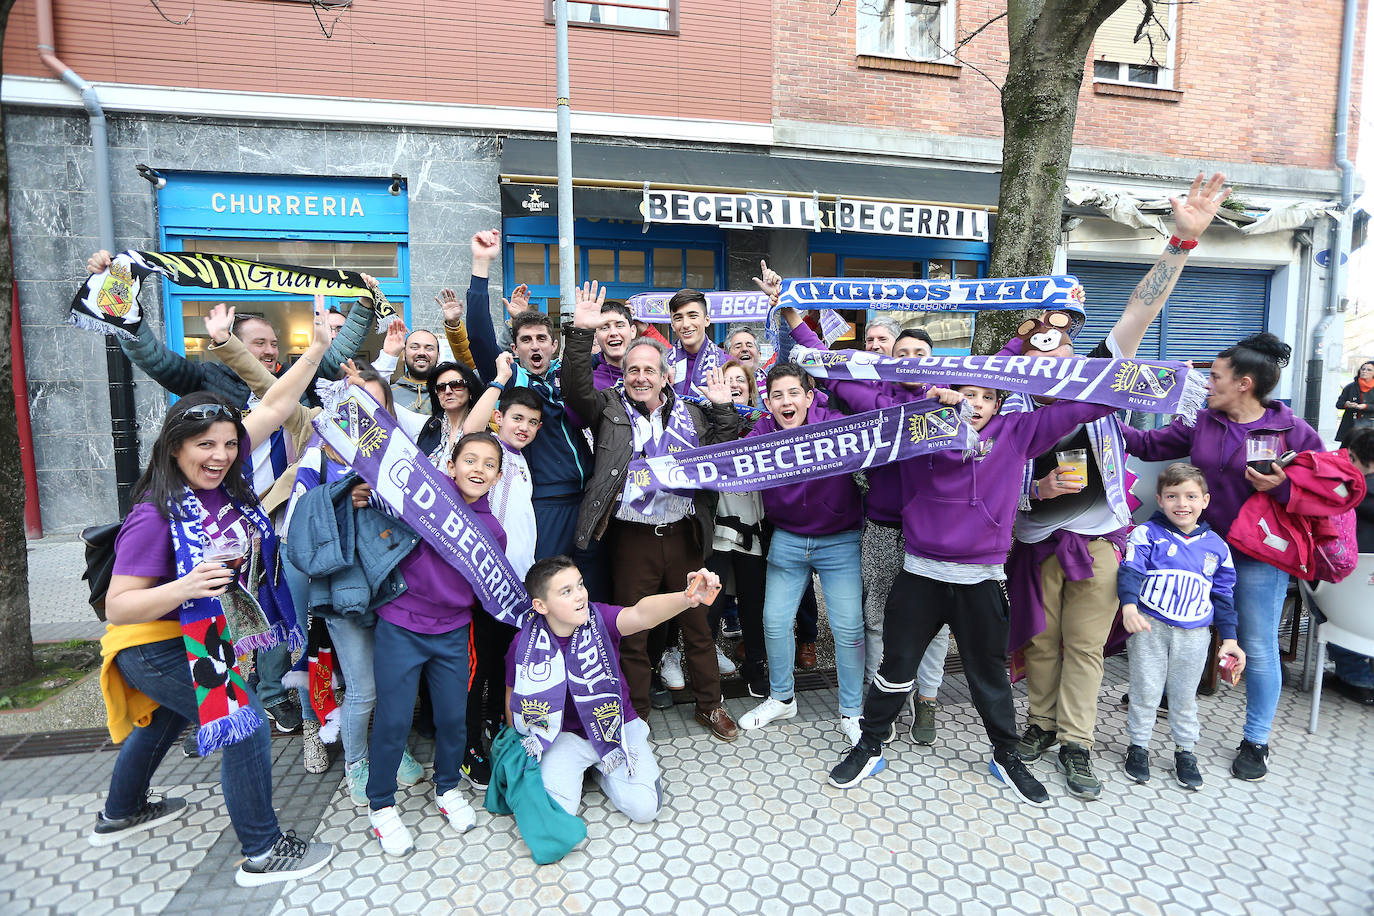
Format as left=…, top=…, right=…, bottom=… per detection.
left=973, top=0, right=1126, bottom=354
left=0, top=0, right=38, bottom=689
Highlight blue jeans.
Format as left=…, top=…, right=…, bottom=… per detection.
left=280, top=553, right=316, bottom=722
left=325, top=615, right=377, bottom=767
left=107, top=637, right=280, bottom=857
left=1328, top=645, right=1374, bottom=688
left=1232, top=553, right=1290, bottom=744
left=367, top=620, right=469, bottom=809
left=762, top=529, right=865, bottom=716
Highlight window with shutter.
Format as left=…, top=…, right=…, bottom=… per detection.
left=855, top=0, right=956, bottom=63
left=1092, top=0, right=1175, bottom=88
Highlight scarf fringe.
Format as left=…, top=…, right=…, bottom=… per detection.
left=229, top=620, right=303, bottom=657
left=68, top=311, right=136, bottom=341
left=281, top=670, right=309, bottom=691
left=1177, top=369, right=1209, bottom=426
left=521, top=734, right=544, bottom=760
left=196, top=705, right=263, bottom=755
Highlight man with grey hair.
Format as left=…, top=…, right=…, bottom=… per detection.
left=564, top=280, right=743, bottom=742
left=726, top=324, right=769, bottom=397
left=863, top=316, right=903, bottom=354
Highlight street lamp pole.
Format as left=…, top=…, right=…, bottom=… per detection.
left=554, top=0, right=576, bottom=313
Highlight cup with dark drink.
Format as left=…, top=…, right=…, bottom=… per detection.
left=1245, top=432, right=1281, bottom=474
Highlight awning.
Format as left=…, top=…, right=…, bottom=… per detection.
left=499, top=139, right=1001, bottom=235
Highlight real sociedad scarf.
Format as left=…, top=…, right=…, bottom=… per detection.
left=510, top=604, right=632, bottom=773
left=171, top=488, right=301, bottom=755
left=767, top=275, right=1087, bottom=358
left=70, top=250, right=394, bottom=340
left=625, top=399, right=976, bottom=504
left=311, top=387, right=531, bottom=627
left=793, top=349, right=1209, bottom=422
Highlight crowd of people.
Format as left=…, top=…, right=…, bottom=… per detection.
left=84, top=171, right=1374, bottom=883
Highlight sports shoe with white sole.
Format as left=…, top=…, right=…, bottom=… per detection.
left=436, top=788, right=477, bottom=834
left=716, top=646, right=738, bottom=677
left=828, top=738, right=887, bottom=789
left=235, top=831, right=334, bottom=887
left=738, top=696, right=797, bottom=730
left=990, top=754, right=1051, bottom=807
left=659, top=648, right=686, bottom=690
left=89, top=797, right=188, bottom=847
left=840, top=715, right=862, bottom=747
left=396, top=749, right=424, bottom=787
left=368, top=805, right=415, bottom=856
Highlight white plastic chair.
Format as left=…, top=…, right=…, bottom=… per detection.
left=1299, top=553, right=1374, bottom=733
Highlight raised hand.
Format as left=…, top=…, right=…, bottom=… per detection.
left=306, top=301, right=329, bottom=356
left=502, top=283, right=533, bottom=318
left=926, top=386, right=964, bottom=407
left=436, top=287, right=464, bottom=326
left=752, top=259, right=783, bottom=302
left=360, top=272, right=381, bottom=294
left=339, top=358, right=364, bottom=387
left=204, top=303, right=236, bottom=345
left=494, top=351, right=516, bottom=384
left=382, top=317, right=408, bottom=357
left=571, top=280, right=607, bottom=329
left=1170, top=172, right=1230, bottom=242
left=472, top=230, right=500, bottom=262
left=703, top=366, right=732, bottom=406
left=87, top=250, right=114, bottom=274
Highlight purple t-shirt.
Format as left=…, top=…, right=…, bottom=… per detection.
left=113, top=489, right=251, bottom=620
left=375, top=494, right=508, bottom=635
left=504, top=602, right=639, bottom=741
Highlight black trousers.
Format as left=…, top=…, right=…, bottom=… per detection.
left=465, top=610, right=518, bottom=750
left=861, top=571, right=1019, bottom=755
left=706, top=549, right=767, bottom=675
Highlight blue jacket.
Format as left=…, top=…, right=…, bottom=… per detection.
left=284, top=472, right=420, bottom=622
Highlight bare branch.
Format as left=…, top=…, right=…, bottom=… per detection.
left=148, top=0, right=193, bottom=25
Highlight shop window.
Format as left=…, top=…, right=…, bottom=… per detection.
left=619, top=250, right=646, bottom=285
left=685, top=249, right=716, bottom=289
left=548, top=0, right=677, bottom=33
left=181, top=238, right=399, bottom=277
left=653, top=248, right=684, bottom=287
left=1092, top=0, right=1174, bottom=88
left=856, top=0, right=955, bottom=63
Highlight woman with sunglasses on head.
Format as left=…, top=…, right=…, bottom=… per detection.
left=419, top=361, right=484, bottom=468
left=92, top=305, right=335, bottom=886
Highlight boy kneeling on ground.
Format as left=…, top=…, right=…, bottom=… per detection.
left=506, top=557, right=722, bottom=822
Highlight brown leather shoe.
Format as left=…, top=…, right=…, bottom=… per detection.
left=797, top=642, right=817, bottom=670
left=695, top=705, right=740, bottom=741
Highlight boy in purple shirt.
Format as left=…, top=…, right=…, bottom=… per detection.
left=366, top=432, right=508, bottom=856
left=507, top=557, right=722, bottom=822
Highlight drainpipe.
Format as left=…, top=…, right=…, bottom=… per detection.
left=1306, top=0, right=1359, bottom=430
left=35, top=0, right=140, bottom=513
left=12, top=279, right=42, bottom=538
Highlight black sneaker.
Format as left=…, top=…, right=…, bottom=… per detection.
left=1015, top=724, right=1057, bottom=762
left=89, top=797, right=189, bottom=847
left=910, top=700, right=938, bottom=746
left=181, top=730, right=201, bottom=758
left=235, top=831, right=335, bottom=887
left=1230, top=740, right=1269, bottom=781
left=990, top=753, right=1051, bottom=807
left=721, top=614, right=743, bottom=639
left=1057, top=743, right=1102, bottom=800
left=828, top=737, right=886, bottom=789
left=264, top=700, right=303, bottom=734
left=1173, top=750, right=1203, bottom=790
left=461, top=746, right=491, bottom=791
left=650, top=685, right=674, bottom=710
left=1123, top=745, right=1151, bottom=784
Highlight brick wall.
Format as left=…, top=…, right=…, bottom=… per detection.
left=2, top=0, right=772, bottom=123
left=773, top=0, right=1365, bottom=169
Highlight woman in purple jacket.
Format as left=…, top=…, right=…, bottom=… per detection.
left=737, top=364, right=868, bottom=745
left=1118, top=333, right=1323, bottom=781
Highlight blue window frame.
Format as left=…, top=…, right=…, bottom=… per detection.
left=808, top=233, right=989, bottom=353
left=502, top=215, right=727, bottom=336
left=157, top=173, right=410, bottom=364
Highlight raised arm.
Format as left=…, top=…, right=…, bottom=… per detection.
left=437, top=287, right=477, bottom=370
left=242, top=304, right=329, bottom=446
left=463, top=353, right=515, bottom=434
left=206, top=303, right=276, bottom=399
left=563, top=281, right=607, bottom=426
left=466, top=230, right=503, bottom=383
left=1116, top=415, right=1196, bottom=462
left=320, top=277, right=380, bottom=378
left=1110, top=173, right=1229, bottom=358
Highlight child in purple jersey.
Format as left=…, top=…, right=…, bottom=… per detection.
left=505, top=557, right=721, bottom=822
left=364, top=433, right=509, bottom=857
left=1119, top=464, right=1242, bottom=790
left=828, top=382, right=1116, bottom=807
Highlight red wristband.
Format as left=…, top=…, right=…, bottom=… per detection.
left=1168, top=235, right=1198, bottom=251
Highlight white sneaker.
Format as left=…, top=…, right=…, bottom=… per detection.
left=739, top=696, right=797, bottom=730
left=435, top=788, right=476, bottom=835
left=659, top=648, right=686, bottom=689
left=716, top=646, right=738, bottom=677
left=841, top=716, right=862, bottom=747
left=368, top=805, right=414, bottom=856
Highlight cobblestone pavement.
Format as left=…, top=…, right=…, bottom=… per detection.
left=1, top=648, right=1370, bottom=916
left=26, top=536, right=106, bottom=644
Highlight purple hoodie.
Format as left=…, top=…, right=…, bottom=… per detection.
left=1118, top=402, right=1324, bottom=538
left=377, top=494, right=507, bottom=634
left=593, top=355, right=623, bottom=391
left=745, top=400, right=864, bottom=536
left=900, top=400, right=1117, bottom=566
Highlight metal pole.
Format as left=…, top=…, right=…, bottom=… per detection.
left=554, top=0, right=576, bottom=314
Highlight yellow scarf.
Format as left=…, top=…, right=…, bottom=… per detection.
left=99, top=621, right=182, bottom=743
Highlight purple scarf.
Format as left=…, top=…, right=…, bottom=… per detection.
left=511, top=604, right=632, bottom=773
left=668, top=341, right=729, bottom=396
left=619, top=387, right=702, bottom=513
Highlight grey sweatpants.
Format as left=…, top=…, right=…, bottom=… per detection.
left=1126, top=622, right=1211, bottom=751
left=540, top=717, right=662, bottom=823
left=861, top=520, right=950, bottom=695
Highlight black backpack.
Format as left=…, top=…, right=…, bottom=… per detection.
left=80, top=521, right=123, bottom=621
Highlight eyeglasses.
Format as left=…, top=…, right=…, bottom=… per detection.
left=181, top=404, right=241, bottom=422
left=433, top=380, right=468, bottom=393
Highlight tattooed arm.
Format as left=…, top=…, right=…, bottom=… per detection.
left=1110, top=172, right=1230, bottom=358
